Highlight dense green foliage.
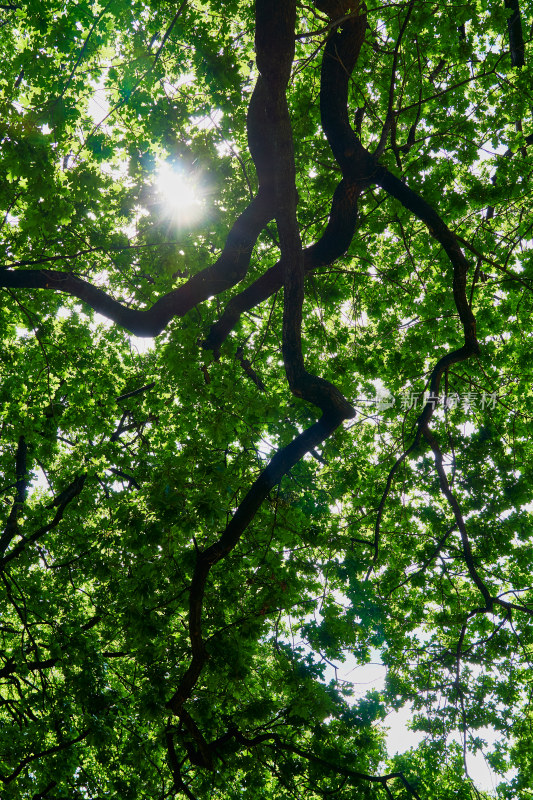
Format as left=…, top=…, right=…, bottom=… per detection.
left=1, top=0, right=533, bottom=797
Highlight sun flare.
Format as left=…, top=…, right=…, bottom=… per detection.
left=155, top=162, right=203, bottom=224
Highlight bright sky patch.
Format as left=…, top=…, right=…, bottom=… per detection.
left=155, top=162, right=203, bottom=225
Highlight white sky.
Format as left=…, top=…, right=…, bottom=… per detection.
left=322, top=650, right=515, bottom=795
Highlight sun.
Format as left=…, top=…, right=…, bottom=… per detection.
left=155, top=162, right=203, bottom=225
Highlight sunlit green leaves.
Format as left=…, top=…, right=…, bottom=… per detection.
left=1, top=0, right=533, bottom=797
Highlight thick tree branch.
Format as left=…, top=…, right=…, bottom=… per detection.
left=505, top=0, right=525, bottom=68
left=166, top=412, right=347, bottom=714
left=165, top=730, right=199, bottom=800
left=168, top=1, right=358, bottom=723
left=204, top=178, right=360, bottom=356
left=256, top=0, right=355, bottom=418
left=0, top=192, right=273, bottom=336
left=235, top=345, right=266, bottom=391
left=206, top=10, right=369, bottom=356
left=116, top=381, right=156, bottom=402
left=0, top=29, right=293, bottom=337
left=375, top=168, right=478, bottom=350
left=208, top=8, right=480, bottom=368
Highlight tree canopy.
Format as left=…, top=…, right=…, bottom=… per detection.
left=1, top=0, right=533, bottom=797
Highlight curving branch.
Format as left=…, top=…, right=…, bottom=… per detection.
left=167, top=0, right=357, bottom=727
left=207, top=727, right=422, bottom=798
left=203, top=178, right=361, bottom=356
left=0, top=191, right=274, bottom=337
left=374, top=167, right=478, bottom=351
left=205, top=10, right=370, bottom=355
left=206, top=8, right=480, bottom=366
left=166, top=393, right=348, bottom=714
left=256, top=0, right=355, bottom=419
left=0, top=22, right=290, bottom=337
